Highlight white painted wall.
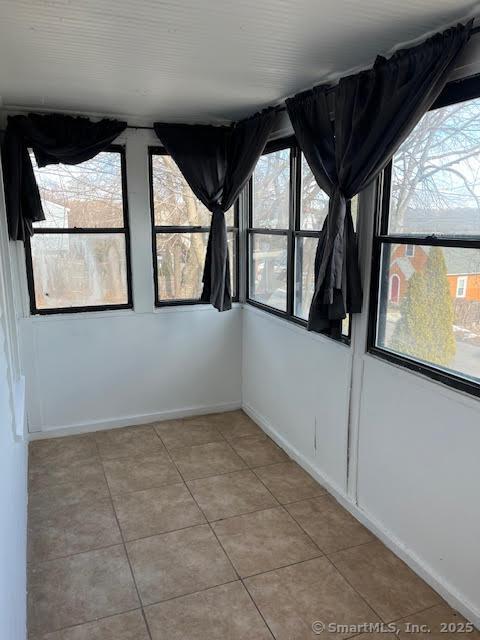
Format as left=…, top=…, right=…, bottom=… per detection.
left=242, top=305, right=352, bottom=495
left=0, top=319, right=27, bottom=640
left=22, top=306, right=242, bottom=434
left=357, top=355, right=480, bottom=623
left=0, top=164, right=27, bottom=639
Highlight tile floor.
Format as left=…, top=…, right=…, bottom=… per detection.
left=27, top=410, right=478, bottom=639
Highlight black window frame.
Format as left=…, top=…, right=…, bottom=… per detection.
left=25, top=144, right=133, bottom=315
left=246, top=136, right=351, bottom=343
left=149, top=146, right=239, bottom=307
left=368, top=74, right=480, bottom=398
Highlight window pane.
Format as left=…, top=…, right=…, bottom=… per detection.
left=376, top=243, right=480, bottom=382
left=151, top=154, right=234, bottom=228
left=225, top=207, right=235, bottom=228
left=294, top=235, right=349, bottom=335
left=31, top=234, right=128, bottom=308
left=228, top=231, right=237, bottom=299
left=152, top=154, right=210, bottom=227
left=294, top=236, right=317, bottom=319
left=253, top=149, right=290, bottom=228
left=301, top=156, right=329, bottom=230
left=389, top=97, right=480, bottom=236
left=156, top=232, right=208, bottom=300
left=250, top=234, right=287, bottom=311
left=300, top=155, right=358, bottom=232
left=32, top=152, right=124, bottom=229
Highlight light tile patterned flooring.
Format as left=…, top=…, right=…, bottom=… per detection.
left=27, top=410, right=478, bottom=639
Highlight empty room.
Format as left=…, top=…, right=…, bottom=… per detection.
left=1, top=1, right=480, bottom=638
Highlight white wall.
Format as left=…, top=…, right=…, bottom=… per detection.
left=242, top=305, right=352, bottom=494
left=0, top=319, right=27, bottom=640
left=357, top=355, right=480, bottom=623
left=12, top=127, right=242, bottom=435
left=0, top=165, right=27, bottom=639
left=22, top=306, right=242, bottom=434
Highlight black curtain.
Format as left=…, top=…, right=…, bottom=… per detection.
left=2, top=113, right=127, bottom=240
left=287, top=20, right=472, bottom=336
left=154, top=108, right=276, bottom=311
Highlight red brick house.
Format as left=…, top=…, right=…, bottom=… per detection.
left=388, top=245, right=480, bottom=304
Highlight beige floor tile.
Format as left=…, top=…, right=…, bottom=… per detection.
left=112, top=483, right=205, bottom=541
left=230, top=435, right=289, bottom=468
left=254, top=461, right=326, bottom=503
left=330, top=541, right=441, bottom=622
left=187, top=469, right=278, bottom=521
left=94, top=425, right=166, bottom=460
left=154, top=419, right=224, bottom=449
left=127, top=524, right=237, bottom=605
left=29, top=458, right=109, bottom=509
left=286, top=495, right=374, bottom=553
left=244, top=557, right=380, bottom=640
left=102, top=454, right=181, bottom=495
left=33, top=610, right=149, bottom=640
left=29, top=435, right=98, bottom=468
left=28, top=545, right=139, bottom=636
left=396, top=603, right=480, bottom=639
left=144, top=581, right=273, bottom=640
left=169, top=441, right=246, bottom=480
left=207, top=411, right=264, bottom=441
left=212, top=506, right=321, bottom=577
left=28, top=497, right=122, bottom=562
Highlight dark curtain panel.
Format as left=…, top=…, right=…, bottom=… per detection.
left=287, top=20, right=472, bottom=336
left=154, top=108, right=275, bottom=311
left=2, top=114, right=127, bottom=240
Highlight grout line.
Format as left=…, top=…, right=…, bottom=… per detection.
left=276, top=503, right=324, bottom=555
left=240, top=577, right=278, bottom=639
left=163, top=427, right=278, bottom=638
left=160, top=433, right=242, bottom=582
left=93, top=437, right=154, bottom=640
left=325, top=551, right=392, bottom=624
left=27, top=541, right=126, bottom=566
left=140, top=577, right=241, bottom=608
left=28, top=607, right=146, bottom=638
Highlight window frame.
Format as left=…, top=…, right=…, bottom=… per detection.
left=24, top=144, right=133, bottom=315
left=148, top=146, right=239, bottom=308
left=368, top=74, right=480, bottom=398
left=246, top=136, right=351, bottom=343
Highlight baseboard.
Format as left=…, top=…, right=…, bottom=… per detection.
left=28, top=400, right=242, bottom=440
left=243, top=402, right=480, bottom=630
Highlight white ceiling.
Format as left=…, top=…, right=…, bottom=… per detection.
left=0, top=0, right=477, bottom=124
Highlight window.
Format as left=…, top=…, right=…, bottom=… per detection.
left=247, top=139, right=354, bottom=340
left=370, top=76, right=480, bottom=395
left=149, top=148, right=238, bottom=305
left=26, top=147, right=132, bottom=313
left=456, top=276, right=468, bottom=298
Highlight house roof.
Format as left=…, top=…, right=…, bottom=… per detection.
left=442, top=248, right=480, bottom=276
left=404, top=208, right=480, bottom=235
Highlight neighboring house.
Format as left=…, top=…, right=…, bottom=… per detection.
left=388, top=244, right=480, bottom=304
left=388, top=244, right=428, bottom=303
